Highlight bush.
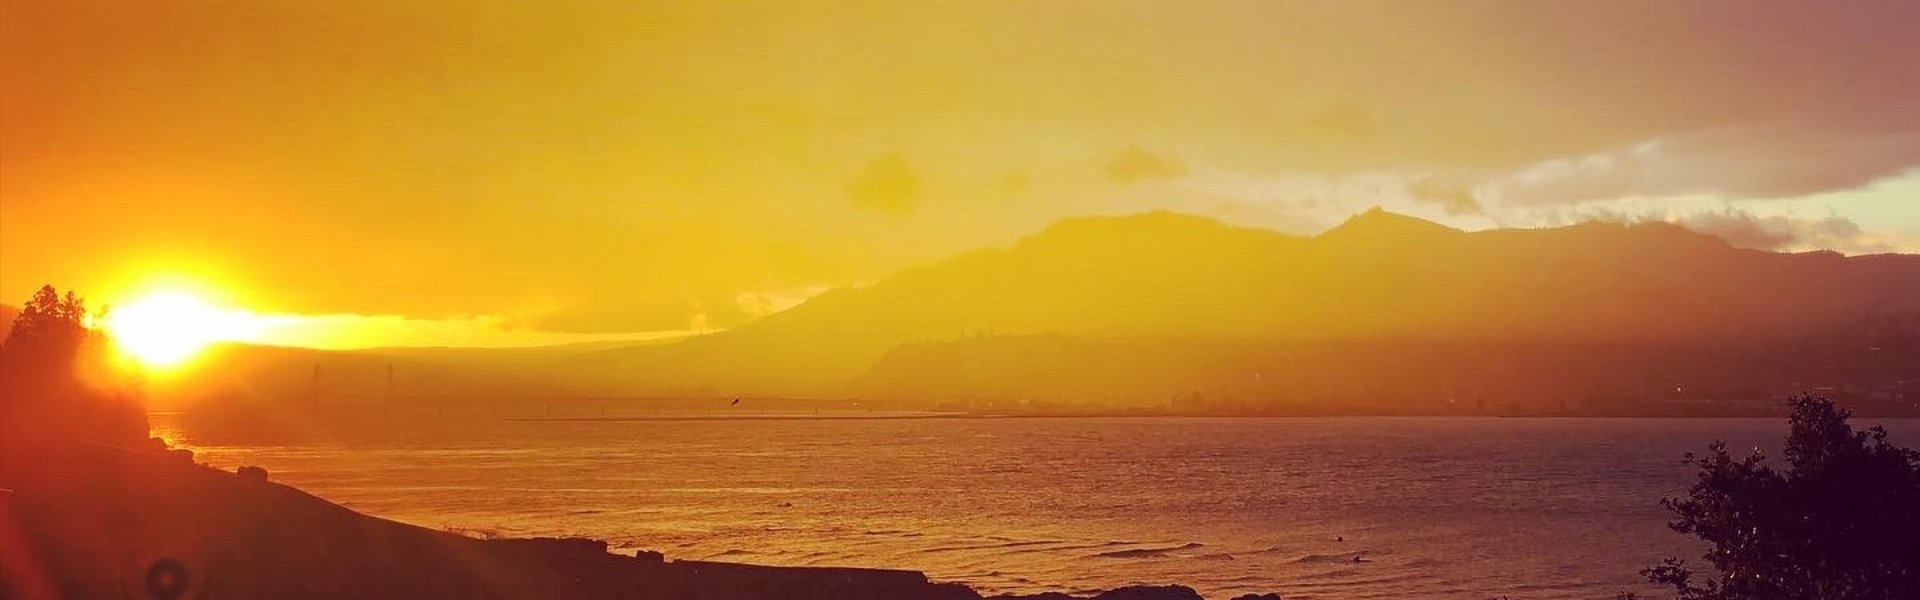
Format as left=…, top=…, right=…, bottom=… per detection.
left=1636, top=395, right=1920, bottom=600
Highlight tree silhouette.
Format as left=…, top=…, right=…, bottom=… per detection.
left=0, top=285, right=147, bottom=447
left=1635, top=395, right=1920, bottom=599
left=5, top=286, right=90, bottom=358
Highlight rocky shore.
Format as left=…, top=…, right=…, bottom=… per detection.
left=1, top=441, right=1279, bottom=600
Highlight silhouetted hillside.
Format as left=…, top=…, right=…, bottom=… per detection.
left=568, top=210, right=1920, bottom=408
left=569, top=212, right=1309, bottom=395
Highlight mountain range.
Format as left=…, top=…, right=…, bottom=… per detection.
left=19, top=209, right=1918, bottom=416
left=557, top=209, right=1919, bottom=413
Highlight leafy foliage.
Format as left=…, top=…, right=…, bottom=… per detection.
left=4, top=285, right=92, bottom=358
left=1639, top=395, right=1920, bottom=599
left=0, top=285, right=147, bottom=446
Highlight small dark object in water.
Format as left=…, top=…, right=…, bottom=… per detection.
left=730, top=398, right=741, bottom=406
left=1335, top=536, right=1343, bottom=542
left=778, top=501, right=793, bottom=508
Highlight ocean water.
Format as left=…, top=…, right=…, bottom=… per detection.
left=151, top=415, right=1912, bottom=600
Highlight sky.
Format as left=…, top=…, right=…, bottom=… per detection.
left=3, top=0, right=1917, bottom=347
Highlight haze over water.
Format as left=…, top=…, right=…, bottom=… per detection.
left=157, top=415, right=1915, bottom=599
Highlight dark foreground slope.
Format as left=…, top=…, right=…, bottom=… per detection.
left=0, top=442, right=1269, bottom=600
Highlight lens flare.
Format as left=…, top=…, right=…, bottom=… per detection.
left=104, top=292, right=265, bottom=369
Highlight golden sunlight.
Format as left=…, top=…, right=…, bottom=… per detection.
left=103, top=291, right=266, bottom=369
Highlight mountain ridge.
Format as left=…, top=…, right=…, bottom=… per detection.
left=100, top=210, right=1917, bottom=415
left=563, top=210, right=1920, bottom=402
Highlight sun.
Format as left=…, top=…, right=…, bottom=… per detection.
left=103, top=291, right=266, bottom=369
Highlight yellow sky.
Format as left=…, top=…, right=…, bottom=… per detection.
left=3, top=1, right=1917, bottom=348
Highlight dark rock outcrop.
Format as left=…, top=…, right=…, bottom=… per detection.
left=236, top=465, right=269, bottom=481
left=1091, top=586, right=1205, bottom=600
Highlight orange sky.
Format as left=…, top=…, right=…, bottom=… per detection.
left=3, top=0, right=1917, bottom=347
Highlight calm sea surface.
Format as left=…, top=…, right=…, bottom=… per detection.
left=151, top=415, right=1915, bottom=600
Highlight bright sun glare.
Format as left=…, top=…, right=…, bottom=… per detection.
left=104, top=291, right=266, bottom=369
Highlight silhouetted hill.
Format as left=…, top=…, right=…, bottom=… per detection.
left=1316, top=206, right=1467, bottom=246
left=567, top=212, right=1304, bottom=394
left=151, top=211, right=1917, bottom=415
left=569, top=210, right=1920, bottom=407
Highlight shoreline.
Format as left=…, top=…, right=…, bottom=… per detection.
left=496, top=412, right=1920, bottom=422
left=1, top=440, right=1277, bottom=600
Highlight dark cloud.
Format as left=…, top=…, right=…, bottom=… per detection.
left=1477, top=2, right=1920, bottom=118
left=1106, top=145, right=1187, bottom=185
left=1408, top=176, right=1483, bottom=216
left=1497, top=124, right=1920, bottom=205
left=845, top=152, right=919, bottom=214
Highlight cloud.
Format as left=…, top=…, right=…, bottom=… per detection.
left=1553, top=205, right=1884, bottom=254
left=1676, top=209, right=1875, bottom=253
left=845, top=152, right=919, bottom=214
left=9, top=0, right=1920, bottom=341
left=1304, top=99, right=1376, bottom=141
left=1408, top=176, right=1483, bottom=216
left=251, top=312, right=691, bottom=350
left=1106, top=145, right=1188, bottom=185
left=1495, top=123, right=1920, bottom=206
left=530, top=293, right=748, bottom=334
left=734, top=285, right=831, bottom=320
left=1167, top=153, right=1917, bottom=255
